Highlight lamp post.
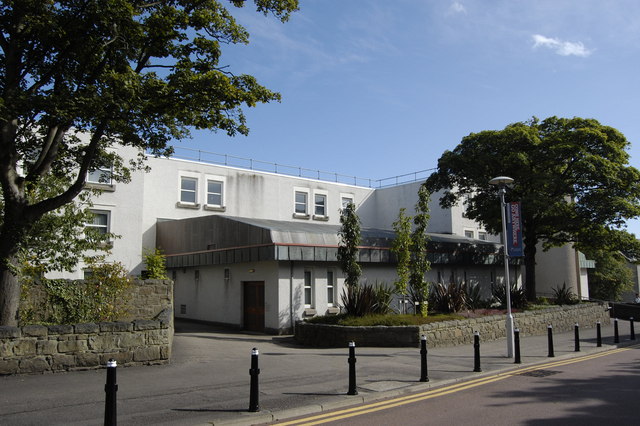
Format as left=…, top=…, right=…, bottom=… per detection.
left=489, top=176, right=515, bottom=358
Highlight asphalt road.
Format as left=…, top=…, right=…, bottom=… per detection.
left=275, top=345, right=640, bottom=426
left=0, top=319, right=633, bottom=425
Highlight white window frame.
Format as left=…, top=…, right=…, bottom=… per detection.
left=327, top=269, right=336, bottom=307
left=204, top=175, right=226, bottom=211
left=464, top=229, right=474, bottom=239
left=85, top=209, right=110, bottom=236
left=313, top=190, right=329, bottom=221
left=340, top=193, right=354, bottom=211
left=177, top=172, right=200, bottom=208
left=293, top=187, right=310, bottom=219
left=478, top=231, right=488, bottom=241
left=304, top=269, right=313, bottom=308
left=87, top=166, right=113, bottom=186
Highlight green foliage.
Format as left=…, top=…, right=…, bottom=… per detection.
left=337, top=202, right=361, bottom=288
left=0, top=0, right=298, bottom=325
left=586, top=250, right=634, bottom=301
left=19, top=260, right=132, bottom=325
left=408, top=186, right=432, bottom=316
left=391, top=208, right=411, bottom=296
left=552, top=283, right=579, bottom=305
left=143, top=248, right=168, bottom=279
left=430, top=282, right=467, bottom=313
left=491, top=282, right=529, bottom=309
left=424, top=116, right=640, bottom=299
left=339, top=282, right=393, bottom=317
left=464, top=282, right=488, bottom=310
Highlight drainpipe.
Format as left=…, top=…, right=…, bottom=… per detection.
left=290, top=261, right=295, bottom=334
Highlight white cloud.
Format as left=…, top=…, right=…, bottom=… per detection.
left=532, top=34, right=592, bottom=57
left=448, top=2, right=467, bottom=15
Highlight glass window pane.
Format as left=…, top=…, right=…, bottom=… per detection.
left=208, top=193, right=222, bottom=205
left=208, top=181, right=222, bottom=193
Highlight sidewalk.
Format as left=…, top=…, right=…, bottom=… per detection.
left=0, top=319, right=636, bottom=426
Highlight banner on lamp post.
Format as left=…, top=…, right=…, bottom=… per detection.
left=506, top=201, right=523, bottom=257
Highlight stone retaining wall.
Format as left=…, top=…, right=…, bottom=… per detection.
left=0, top=279, right=173, bottom=375
left=295, top=303, right=611, bottom=348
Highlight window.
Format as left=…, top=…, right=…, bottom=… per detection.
left=206, top=179, right=223, bottom=207
left=341, top=194, right=354, bottom=210
left=87, top=166, right=113, bottom=185
left=314, top=193, right=326, bottom=216
left=85, top=210, right=110, bottom=235
left=464, top=230, right=474, bottom=239
left=180, top=176, right=198, bottom=204
left=304, top=270, right=313, bottom=307
left=478, top=231, right=488, bottom=241
left=327, top=270, right=335, bottom=306
left=294, top=190, right=309, bottom=216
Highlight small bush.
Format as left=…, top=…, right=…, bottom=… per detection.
left=340, top=282, right=394, bottom=317
left=552, top=283, right=578, bottom=305
left=465, top=282, right=488, bottom=310
left=143, top=248, right=167, bottom=279
left=491, top=282, right=528, bottom=309
left=430, top=282, right=467, bottom=313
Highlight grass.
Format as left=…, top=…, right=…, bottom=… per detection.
left=305, top=312, right=464, bottom=327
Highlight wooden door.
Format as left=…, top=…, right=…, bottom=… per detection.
left=243, top=281, right=265, bottom=332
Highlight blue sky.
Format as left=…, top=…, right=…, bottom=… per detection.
left=176, top=0, right=640, bottom=235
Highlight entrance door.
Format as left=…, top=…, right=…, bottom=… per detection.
left=243, top=281, right=265, bottom=332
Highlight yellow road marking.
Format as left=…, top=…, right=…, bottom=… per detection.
left=273, top=346, right=635, bottom=426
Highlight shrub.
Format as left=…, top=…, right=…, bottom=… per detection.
left=341, top=282, right=395, bottom=317
left=143, top=248, right=167, bottom=279
left=429, top=281, right=467, bottom=313
left=491, top=282, right=528, bottom=309
left=20, top=260, right=132, bottom=325
left=465, top=282, right=488, bottom=310
left=552, top=283, right=578, bottom=305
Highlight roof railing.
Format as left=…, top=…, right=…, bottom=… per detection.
left=165, top=146, right=434, bottom=188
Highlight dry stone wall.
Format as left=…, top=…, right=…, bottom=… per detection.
left=0, top=280, right=173, bottom=375
left=295, top=303, right=611, bottom=348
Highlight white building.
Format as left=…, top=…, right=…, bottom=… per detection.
left=63, top=146, right=591, bottom=333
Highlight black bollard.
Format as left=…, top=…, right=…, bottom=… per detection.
left=419, top=335, right=429, bottom=382
left=596, top=321, right=602, bottom=347
left=473, top=331, right=482, bottom=372
left=574, top=323, right=580, bottom=352
left=249, top=348, right=260, bottom=412
left=547, top=325, right=555, bottom=357
left=630, top=317, right=636, bottom=340
left=614, top=318, right=620, bottom=343
left=347, top=341, right=358, bottom=395
left=514, top=328, right=521, bottom=364
left=104, top=359, right=118, bottom=426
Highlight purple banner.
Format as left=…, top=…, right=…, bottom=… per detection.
left=506, top=201, right=523, bottom=257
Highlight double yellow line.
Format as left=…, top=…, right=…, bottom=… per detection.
left=274, top=347, right=632, bottom=426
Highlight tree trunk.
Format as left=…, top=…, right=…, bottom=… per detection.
left=0, top=258, right=20, bottom=326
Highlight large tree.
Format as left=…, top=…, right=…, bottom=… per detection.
left=425, top=117, right=640, bottom=300
left=0, top=0, right=299, bottom=325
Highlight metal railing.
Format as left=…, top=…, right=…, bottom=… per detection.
left=165, top=146, right=435, bottom=188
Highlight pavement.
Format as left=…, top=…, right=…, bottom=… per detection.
left=0, top=318, right=637, bottom=426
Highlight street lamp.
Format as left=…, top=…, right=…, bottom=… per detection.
left=489, top=176, right=515, bottom=358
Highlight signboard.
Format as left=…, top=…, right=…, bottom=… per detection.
left=506, top=201, right=523, bottom=257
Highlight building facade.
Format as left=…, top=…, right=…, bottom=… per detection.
left=56, top=147, right=591, bottom=333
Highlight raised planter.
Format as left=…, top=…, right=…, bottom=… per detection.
left=295, top=303, right=611, bottom=348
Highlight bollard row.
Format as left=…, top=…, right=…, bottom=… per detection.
left=101, top=322, right=616, bottom=422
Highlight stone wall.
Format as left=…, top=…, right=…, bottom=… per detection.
left=0, top=280, right=173, bottom=375
left=295, top=303, right=611, bottom=348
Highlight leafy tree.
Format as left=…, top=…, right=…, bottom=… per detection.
left=0, top=0, right=299, bottom=325
left=337, top=202, right=361, bottom=288
left=391, top=207, right=411, bottom=306
left=586, top=250, right=634, bottom=302
left=409, top=185, right=431, bottom=316
left=425, top=117, right=640, bottom=301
